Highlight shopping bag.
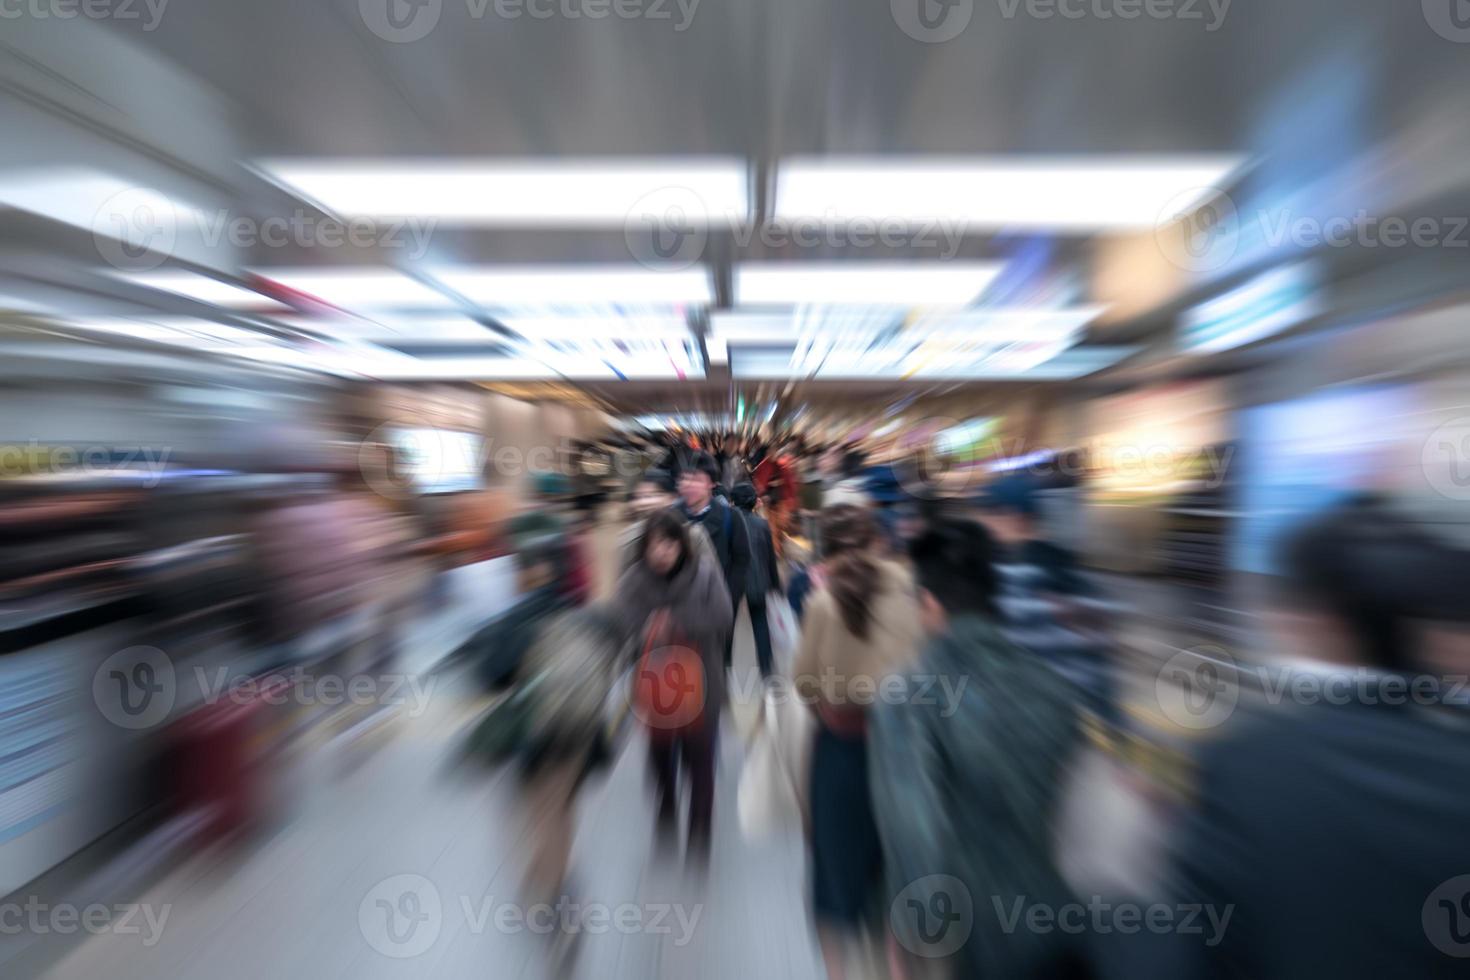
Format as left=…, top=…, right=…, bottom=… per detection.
left=738, top=687, right=812, bottom=839
left=767, top=593, right=798, bottom=671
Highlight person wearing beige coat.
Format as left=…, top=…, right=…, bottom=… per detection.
left=791, top=505, right=923, bottom=980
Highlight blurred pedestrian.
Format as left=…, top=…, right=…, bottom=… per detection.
left=612, top=510, right=733, bottom=864
left=869, top=517, right=1089, bottom=980
left=981, top=473, right=1120, bottom=733
left=620, top=467, right=715, bottom=571
left=820, top=448, right=870, bottom=509
left=792, top=505, right=924, bottom=980
left=754, top=441, right=800, bottom=554
left=675, top=451, right=749, bottom=669
left=512, top=608, right=623, bottom=968
left=1155, top=497, right=1470, bottom=980
left=731, top=481, right=783, bottom=678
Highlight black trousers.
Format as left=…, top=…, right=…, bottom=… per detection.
left=748, top=596, right=774, bottom=678
left=647, top=721, right=718, bottom=851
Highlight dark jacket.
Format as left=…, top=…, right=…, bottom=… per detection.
left=610, top=548, right=734, bottom=709
left=1155, top=693, right=1470, bottom=980
left=737, top=508, right=781, bottom=602
left=675, top=497, right=749, bottom=610
left=869, top=615, right=1085, bottom=979
left=787, top=565, right=817, bottom=622
left=995, top=538, right=1117, bottom=725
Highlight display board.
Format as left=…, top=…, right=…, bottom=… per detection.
left=1233, top=384, right=1414, bottom=574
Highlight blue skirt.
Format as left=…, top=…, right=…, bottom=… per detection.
left=808, top=725, right=882, bottom=928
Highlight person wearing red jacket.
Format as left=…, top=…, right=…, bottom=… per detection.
left=753, top=443, right=799, bottom=554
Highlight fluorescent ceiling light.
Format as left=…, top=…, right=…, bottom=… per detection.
left=251, top=269, right=451, bottom=310
left=538, top=350, right=702, bottom=381
left=257, top=158, right=749, bottom=226
left=153, top=318, right=280, bottom=345
left=706, top=310, right=845, bottom=364
left=358, top=358, right=562, bottom=381
left=710, top=306, right=1105, bottom=344
left=63, top=316, right=273, bottom=347
left=436, top=265, right=713, bottom=307
left=63, top=317, right=194, bottom=343
left=707, top=311, right=805, bottom=340
left=906, top=306, right=1107, bottom=342
left=288, top=314, right=497, bottom=342
left=735, top=262, right=1001, bottom=307
left=532, top=333, right=704, bottom=380
left=730, top=344, right=1137, bottom=380
left=775, top=156, right=1246, bottom=232
left=341, top=335, right=702, bottom=383
left=497, top=314, right=692, bottom=341
left=0, top=168, right=210, bottom=236
left=113, top=271, right=287, bottom=310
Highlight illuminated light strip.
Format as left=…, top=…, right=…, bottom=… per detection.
left=775, top=155, right=1247, bottom=232
left=256, top=157, right=749, bottom=226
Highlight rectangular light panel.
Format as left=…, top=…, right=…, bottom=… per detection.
left=496, top=314, right=693, bottom=341
left=251, top=269, right=452, bottom=310
left=735, top=261, right=1001, bottom=307
left=256, top=157, right=749, bottom=226
left=113, top=271, right=288, bottom=310
left=435, top=265, right=713, bottom=308
left=775, top=156, right=1246, bottom=232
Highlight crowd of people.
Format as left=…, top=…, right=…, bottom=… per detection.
left=461, top=430, right=1470, bottom=980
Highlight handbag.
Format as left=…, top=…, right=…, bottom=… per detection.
left=632, top=608, right=707, bottom=740
left=737, top=686, right=812, bottom=839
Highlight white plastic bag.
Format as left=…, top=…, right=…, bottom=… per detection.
left=767, top=593, right=798, bottom=671
left=738, top=687, right=812, bottom=840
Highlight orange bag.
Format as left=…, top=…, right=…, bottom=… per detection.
left=632, top=608, right=707, bottom=740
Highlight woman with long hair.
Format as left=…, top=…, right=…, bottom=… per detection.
left=792, top=504, right=925, bottom=980
left=612, top=509, right=733, bottom=863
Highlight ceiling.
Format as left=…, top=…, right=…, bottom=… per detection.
left=0, top=0, right=1466, bottom=412
left=95, top=0, right=1441, bottom=160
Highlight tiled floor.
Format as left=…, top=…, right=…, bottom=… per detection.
left=37, top=589, right=829, bottom=980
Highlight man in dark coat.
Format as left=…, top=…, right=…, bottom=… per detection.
left=1151, top=497, right=1470, bottom=980
left=731, top=481, right=782, bottom=677
left=674, top=451, right=749, bottom=668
